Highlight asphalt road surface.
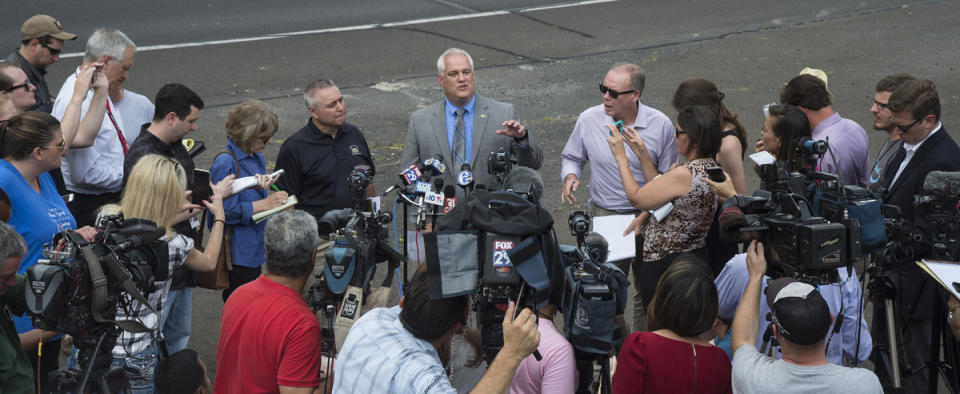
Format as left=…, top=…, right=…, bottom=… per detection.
left=5, top=0, right=960, bottom=385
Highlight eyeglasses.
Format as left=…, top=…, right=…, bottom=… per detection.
left=40, top=41, right=61, bottom=56
left=599, top=84, right=635, bottom=99
left=675, top=129, right=686, bottom=139
left=890, top=116, right=923, bottom=132
left=38, top=140, right=65, bottom=151
left=872, top=99, right=889, bottom=110
left=3, top=82, right=30, bottom=93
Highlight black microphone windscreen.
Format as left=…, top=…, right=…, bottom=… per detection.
left=923, top=171, right=960, bottom=195
left=503, top=166, right=544, bottom=202
left=443, top=184, right=455, bottom=198
left=433, top=177, right=444, bottom=189
left=461, top=163, right=471, bottom=172
left=584, top=232, right=609, bottom=264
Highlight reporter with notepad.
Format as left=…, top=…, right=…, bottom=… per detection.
left=210, top=100, right=288, bottom=301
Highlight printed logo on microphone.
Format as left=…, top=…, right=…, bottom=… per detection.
left=401, top=166, right=422, bottom=185
left=443, top=197, right=456, bottom=214
left=457, top=171, right=473, bottom=186
left=414, top=181, right=432, bottom=194
left=424, top=192, right=445, bottom=206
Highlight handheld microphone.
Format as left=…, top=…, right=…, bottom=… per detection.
left=442, top=184, right=457, bottom=214
left=421, top=155, right=446, bottom=181
left=457, top=163, right=474, bottom=188
left=424, top=178, right=445, bottom=207
left=399, top=164, right=422, bottom=185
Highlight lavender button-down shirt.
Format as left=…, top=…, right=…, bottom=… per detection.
left=812, top=112, right=870, bottom=187
left=561, top=103, right=679, bottom=212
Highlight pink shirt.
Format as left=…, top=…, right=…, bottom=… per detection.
left=509, top=318, right=578, bottom=394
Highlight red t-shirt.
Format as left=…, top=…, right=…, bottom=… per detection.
left=612, top=331, right=732, bottom=394
left=213, top=275, right=323, bottom=393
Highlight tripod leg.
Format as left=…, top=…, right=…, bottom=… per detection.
left=886, top=298, right=903, bottom=389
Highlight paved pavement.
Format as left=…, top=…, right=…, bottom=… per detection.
left=6, top=0, right=960, bottom=384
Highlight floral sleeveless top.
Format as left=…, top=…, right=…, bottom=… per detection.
left=642, top=158, right=719, bottom=261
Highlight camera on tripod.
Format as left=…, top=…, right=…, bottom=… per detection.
left=24, top=214, right=167, bottom=393
left=487, top=147, right=516, bottom=186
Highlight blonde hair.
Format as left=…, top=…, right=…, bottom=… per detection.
left=225, top=100, right=278, bottom=152
left=121, top=154, right=185, bottom=236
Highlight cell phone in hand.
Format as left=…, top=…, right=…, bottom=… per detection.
left=615, top=120, right=624, bottom=134
left=706, top=167, right=726, bottom=183
left=191, top=169, right=213, bottom=205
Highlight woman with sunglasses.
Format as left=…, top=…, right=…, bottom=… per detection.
left=705, top=104, right=812, bottom=202
left=608, top=105, right=721, bottom=310
left=0, top=111, right=98, bottom=380
left=2, top=61, right=109, bottom=195
left=671, top=78, right=748, bottom=276
left=210, top=100, right=288, bottom=301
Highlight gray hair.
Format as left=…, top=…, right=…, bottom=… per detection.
left=303, top=79, right=337, bottom=109
left=610, top=62, right=646, bottom=96
left=436, top=48, right=474, bottom=75
left=84, top=28, right=136, bottom=63
left=264, top=210, right=319, bottom=278
left=0, top=221, right=26, bottom=260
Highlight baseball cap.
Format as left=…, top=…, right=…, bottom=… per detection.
left=765, top=278, right=832, bottom=346
left=797, top=67, right=834, bottom=106
left=21, top=15, right=77, bottom=41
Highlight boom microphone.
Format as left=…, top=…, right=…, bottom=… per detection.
left=503, top=166, right=544, bottom=202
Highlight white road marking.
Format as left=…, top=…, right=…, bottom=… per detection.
left=60, top=0, right=617, bottom=58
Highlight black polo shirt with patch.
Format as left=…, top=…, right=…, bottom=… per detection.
left=275, top=120, right=376, bottom=222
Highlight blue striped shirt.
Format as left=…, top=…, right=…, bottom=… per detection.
left=334, top=306, right=456, bottom=394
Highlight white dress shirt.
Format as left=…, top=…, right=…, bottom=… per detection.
left=52, top=69, right=139, bottom=194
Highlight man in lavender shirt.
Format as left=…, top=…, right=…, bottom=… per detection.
left=780, top=72, right=869, bottom=186
left=560, top=63, right=678, bottom=332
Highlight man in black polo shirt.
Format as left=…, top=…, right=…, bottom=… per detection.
left=276, top=79, right=376, bottom=226
left=122, top=82, right=203, bottom=355
left=5, top=15, right=77, bottom=113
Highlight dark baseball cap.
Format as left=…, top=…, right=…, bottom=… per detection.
left=765, top=278, right=832, bottom=346
left=21, top=15, right=77, bottom=41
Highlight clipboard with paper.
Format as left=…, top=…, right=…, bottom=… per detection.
left=916, top=259, right=960, bottom=299
left=592, top=214, right=637, bottom=262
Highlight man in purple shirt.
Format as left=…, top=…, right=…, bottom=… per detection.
left=560, top=63, right=678, bottom=331
left=780, top=73, right=869, bottom=186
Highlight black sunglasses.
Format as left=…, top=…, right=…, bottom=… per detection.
left=675, top=129, right=686, bottom=138
left=40, top=41, right=61, bottom=56
left=599, top=84, right=635, bottom=99
left=890, top=116, right=923, bottom=132
left=3, top=82, right=30, bottom=92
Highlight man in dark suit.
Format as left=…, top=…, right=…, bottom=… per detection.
left=400, top=48, right=543, bottom=195
left=882, top=78, right=960, bottom=390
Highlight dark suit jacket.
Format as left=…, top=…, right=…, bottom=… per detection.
left=882, top=126, right=960, bottom=319
left=400, top=95, right=543, bottom=196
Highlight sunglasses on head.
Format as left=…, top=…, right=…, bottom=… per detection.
left=599, top=84, right=635, bottom=99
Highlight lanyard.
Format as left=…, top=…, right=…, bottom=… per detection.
left=105, top=100, right=128, bottom=154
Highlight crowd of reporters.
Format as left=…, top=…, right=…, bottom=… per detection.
left=2, top=12, right=960, bottom=394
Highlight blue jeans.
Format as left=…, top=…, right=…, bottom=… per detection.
left=112, top=343, right=159, bottom=394
left=161, top=287, right=192, bottom=354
